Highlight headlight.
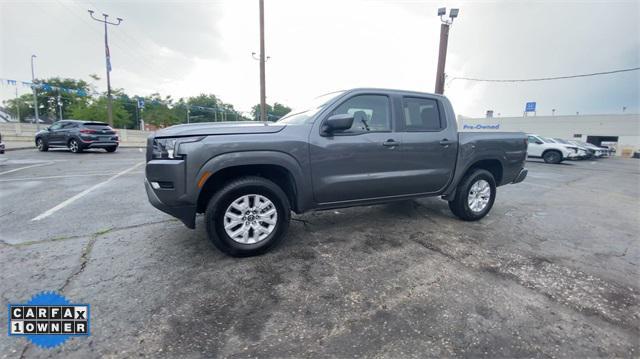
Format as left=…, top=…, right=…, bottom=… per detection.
left=152, top=136, right=204, bottom=159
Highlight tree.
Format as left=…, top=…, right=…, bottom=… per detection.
left=35, top=77, right=92, bottom=121
left=3, top=77, right=92, bottom=122
left=251, top=102, right=291, bottom=121
left=187, top=94, right=243, bottom=122
left=69, top=96, right=131, bottom=128
left=3, top=94, right=32, bottom=122
left=134, top=93, right=179, bottom=127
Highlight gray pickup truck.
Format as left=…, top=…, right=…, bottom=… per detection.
left=145, top=88, right=528, bottom=256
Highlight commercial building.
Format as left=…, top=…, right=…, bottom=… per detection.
left=459, top=114, right=640, bottom=157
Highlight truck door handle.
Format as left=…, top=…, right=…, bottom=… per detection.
left=439, top=139, right=454, bottom=146
left=383, top=139, right=400, bottom=147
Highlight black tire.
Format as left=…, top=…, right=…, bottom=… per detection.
left=205, top=176, right=291, bottom=257
left=448, top=169, right=497, bottom=221
left=68, top=139, right=82, bottom=153
left=36, top=138, right=48, bottom=152
left=105, top=147, right=117, bottom=153
left=542, top=150, right=563, bottom=164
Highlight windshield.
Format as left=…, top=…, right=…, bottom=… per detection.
left=277, top=91, right=345, bottom=125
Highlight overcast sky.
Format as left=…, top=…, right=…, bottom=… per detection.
left=1, top=0, right=639, bottom=117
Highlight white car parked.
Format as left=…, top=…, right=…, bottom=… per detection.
left=569, top=140, right=607, bottom=158
left=547, top=138, right=589, bottom=160
left=526, top=134, right=581, bottom=164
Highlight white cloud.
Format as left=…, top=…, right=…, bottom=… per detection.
left=1, top=0, right=639, bottom=116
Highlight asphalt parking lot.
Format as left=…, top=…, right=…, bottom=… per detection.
left=0, top=147, right=638, bottom=358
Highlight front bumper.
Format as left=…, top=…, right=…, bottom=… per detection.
left=144, top=178, right=196, bottom=229
left=512, top=168, right=528, bottom=184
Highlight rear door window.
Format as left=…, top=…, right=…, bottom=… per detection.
left=401, top=97, right=443, bottom=131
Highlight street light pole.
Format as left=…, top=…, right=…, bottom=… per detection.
left=259, top=0, right=266, bottom=122
left=57, top=90, right=63, bottom=120
left=88, top=10, right=122, bottom=127
left=15, top=87, right=21, bottom=122
left=31, top=55, right=40, bottom=131
left=434, top=7, right=459, bottom=95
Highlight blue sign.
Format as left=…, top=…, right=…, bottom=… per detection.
left=525, top=102, right=536, bottom=112
left=463, top=124, right=500, bottom=130
left=137, top=98, right=145, bottom=109
left=8, top=291, right=90, bottom=349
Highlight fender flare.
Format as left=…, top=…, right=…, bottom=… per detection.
left=195, top=150, right=310, bottom=212
left=442, top=154, right=507, bottom=200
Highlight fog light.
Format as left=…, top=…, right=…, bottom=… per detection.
left=150, top=181, right=161, bottom=189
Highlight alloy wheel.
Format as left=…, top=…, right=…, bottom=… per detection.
left=70, top=140, right=78, bottom=153
left=223, top=194, right=278, bottom=244
left=467, top=179, right=491, bottom=213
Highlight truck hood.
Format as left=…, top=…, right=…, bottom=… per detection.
left=153, top=121, right=285, bottom=138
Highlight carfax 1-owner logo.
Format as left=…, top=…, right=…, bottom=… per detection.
left=7, top=291, right=90, bottom=348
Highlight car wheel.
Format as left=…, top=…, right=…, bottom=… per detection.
left=448, top=169, right=496, bottom=221
left=36, top=138, right=48, bottom=152
left=105, top=147, right=117, bottom=153
left=543, top=150, right=562, bottom=164
left=69, top=139, right=82, bottom=153
left=205, top=176, right=291, bottom=257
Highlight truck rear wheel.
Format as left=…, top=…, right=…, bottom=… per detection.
left=205, top=176, right=290, bottom=257
left=448, top=169, right=496, bottom=221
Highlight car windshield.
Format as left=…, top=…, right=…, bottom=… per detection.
left=276, top=91, right=345, bottom=125
left=554, top=138, right=571, bottom=145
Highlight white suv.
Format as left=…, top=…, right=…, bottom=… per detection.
left=526, top=134, right=579, bottom=164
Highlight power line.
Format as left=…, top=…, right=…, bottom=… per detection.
left=449, top=67, right=640, bottom=83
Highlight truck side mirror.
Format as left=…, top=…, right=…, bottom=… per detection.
left=321, top=114, right=354, bottom=136
left=535, top=140, right=543, bottom=144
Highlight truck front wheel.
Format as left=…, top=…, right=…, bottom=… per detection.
left=205, top=176, right=291, bottom=257
left=448, top=169, right=496, bottom=221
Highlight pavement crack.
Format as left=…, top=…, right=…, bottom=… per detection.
left=6, top=218, right=179, bottom=247
left=0, top=210, right=15, bottom=218
left=292, top=217, right=314, bottom=232
left=19, top=343, right=29, bottom=359
left=58, top=235, right=98, bottom=293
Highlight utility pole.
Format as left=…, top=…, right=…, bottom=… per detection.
left=186, top=103, right=190, bottom=124
left=259, top=0, right=266, bottom=122
left=15, top=87, right=21, bottom=122
left=31, top=54, right=40, bottom=130
left=88, top=9, right=122, bottom=127
left=57, top=90, right=63, bottom=120
left=434, top=7, right=459, bottom=95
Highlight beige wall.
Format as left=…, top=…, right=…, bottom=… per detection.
left=0, top=122, right=151, bottom=147
left=459, top=114, right=640, bottom=156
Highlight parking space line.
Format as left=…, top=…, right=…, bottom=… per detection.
left=31, top=162, right=145, bottom=221
left=0, top=162, right=54, bottom=176
left=0, top=172, right=144, bottom=182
